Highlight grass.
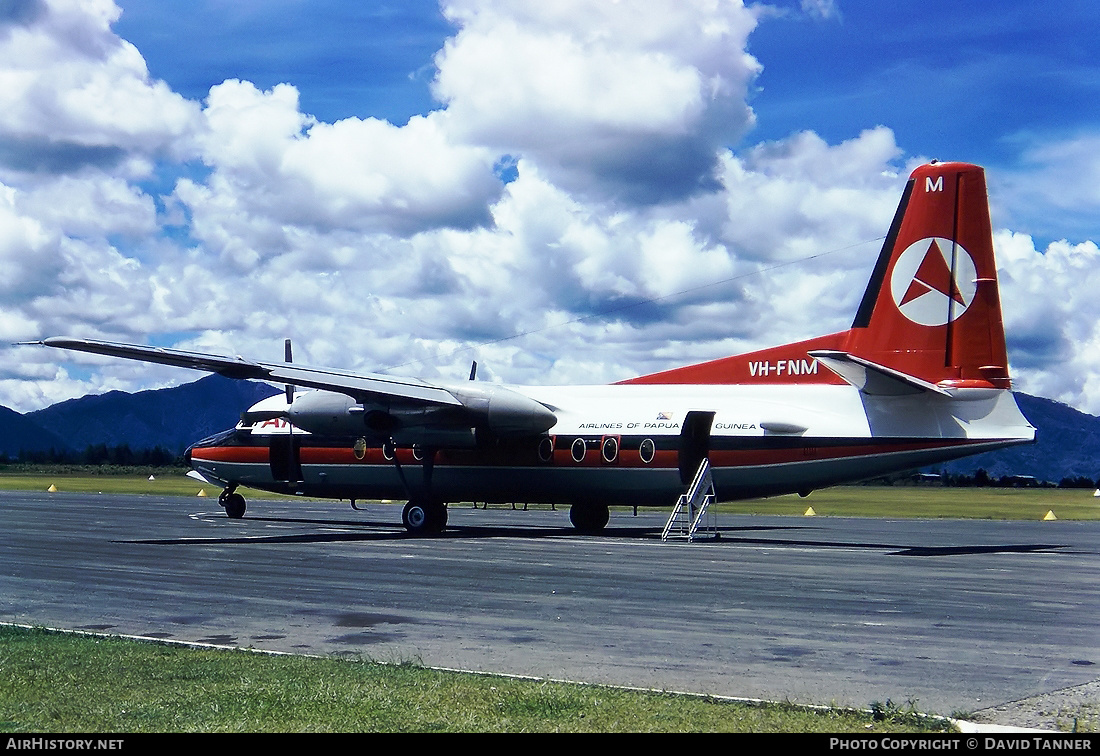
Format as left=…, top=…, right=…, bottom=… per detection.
left=714, top=486, right=1100, bottom=520
left=0, top=470, right=220, bottom=498
left=0, top=625, right=952, bottom=733
left=0, top=467, right=295, bottom=501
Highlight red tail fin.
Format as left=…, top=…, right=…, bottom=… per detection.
left=622, top=161, right=1010, bottom=390
left=843, top=161, right=1009, bottom=389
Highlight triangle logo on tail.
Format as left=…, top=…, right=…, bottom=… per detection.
left=889, top=237, right=977, bottom=326
left=899, top=239, right=965, bottom=306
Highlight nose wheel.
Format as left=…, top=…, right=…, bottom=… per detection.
left=219, top=487, right=246, bottom=519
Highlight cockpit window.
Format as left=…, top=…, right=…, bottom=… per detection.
left=192, top=427, right=245, bottom=448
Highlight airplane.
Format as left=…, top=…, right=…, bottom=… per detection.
left=33, top=161, right=1035, bottom=534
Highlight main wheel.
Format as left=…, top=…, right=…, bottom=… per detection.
left=222, top=492, right=246, bottom=519
left=402, top=499, right=447, bottom=535
left=569, top=503, right=609, bottom=534
left=428, top=501, right=448, bottom=532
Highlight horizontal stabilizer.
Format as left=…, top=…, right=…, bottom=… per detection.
left=807, top=350, right=952, bottom=397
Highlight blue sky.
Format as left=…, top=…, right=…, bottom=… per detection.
left=748, top=2, right=1100, bottom=164
left=114, top=1, right=452, bottom=126
left=2, top=0, right=1100, bottom=413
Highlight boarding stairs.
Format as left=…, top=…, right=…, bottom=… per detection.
left=661, top=458, right=717, bottom=542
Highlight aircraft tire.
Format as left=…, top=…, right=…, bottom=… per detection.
left=223, top=492, right=246, bottom=519
left=429, top=502, right=448, bottom=532
left=402, top=499, right=446, bottom=535
left=569, top=503, right=609, bottom=534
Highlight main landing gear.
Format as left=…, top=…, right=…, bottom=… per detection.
left=402, top=498, right=448, bottom=536
left=219, top=486, right=246, bottom=519
left=569, top=502, right=609, bottom=534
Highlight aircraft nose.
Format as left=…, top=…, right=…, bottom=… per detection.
left=183, top=445, right=193, bottom=466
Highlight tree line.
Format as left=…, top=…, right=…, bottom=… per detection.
left=874, top=469, right=1100, bottom=489
left=0, top=444, right=185, bottom=467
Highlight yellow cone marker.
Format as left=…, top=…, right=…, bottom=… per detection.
left=47, top=484, right=57, bottom=493
left=197, top=489, right=207, bottom=497
left=1043, top=510, right=1057, bottom=521
left=803, top=506, right=816, bottom=516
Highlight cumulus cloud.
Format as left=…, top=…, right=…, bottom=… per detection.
left=0, top=182, right=63, bottom=307
left=184, top=79, right=503, bottom=243
left=16, top=173, right=156, bottom=238
left=996, top=231, right=1100, bottom=410
left=0, top=0, right=198, bottom=169
left=394, top=129, right=908, bottom=384
left=719, top=128, right=903, bottom=261
left=433, top=0, right=762, bottom=203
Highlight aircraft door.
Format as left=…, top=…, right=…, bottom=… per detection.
left=678, top=411, right=715, bottom=485
left=269, top=434, right=303, bottom=482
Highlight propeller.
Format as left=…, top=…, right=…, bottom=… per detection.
left=284, top=338, right=295, bottom=405
left=469, top=360, right=477, bottom=381
left=283, top=338, right=298, bottom=484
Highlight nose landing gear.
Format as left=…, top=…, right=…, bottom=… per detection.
left=219, top=485, right=246, bottom=519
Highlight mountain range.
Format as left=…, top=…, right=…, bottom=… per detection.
left=0, top=378, right=1096, bottom=483
left=935, top=393, right=1100, bottom=482
left=1, top=375, right=278, bottom=457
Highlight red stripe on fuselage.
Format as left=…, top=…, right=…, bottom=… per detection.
left=190, top=446, right=268, bottom=464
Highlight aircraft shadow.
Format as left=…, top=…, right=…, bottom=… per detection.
left=124, top=524, right=674, bottom=546
left=712, top=534, right=1069, bottom=557
left=889, top=544, right=1067, bottom=557
left=119, top=514, right=1070, bottom=555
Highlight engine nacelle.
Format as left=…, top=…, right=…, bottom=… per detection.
left=447, top=384, right=557, bottom=437
left=284, top=391, right=365, bottom=435
left=282, top=391, right=477, bottom=443
left=266, top=384, right=556, bottom=446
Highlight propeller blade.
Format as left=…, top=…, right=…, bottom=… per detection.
left=284, top=338, right=294, bottom=405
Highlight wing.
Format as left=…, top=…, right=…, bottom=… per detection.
left=38, top=337, right=461, bottom=406
left=33, top=337, right=557, bottom=439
